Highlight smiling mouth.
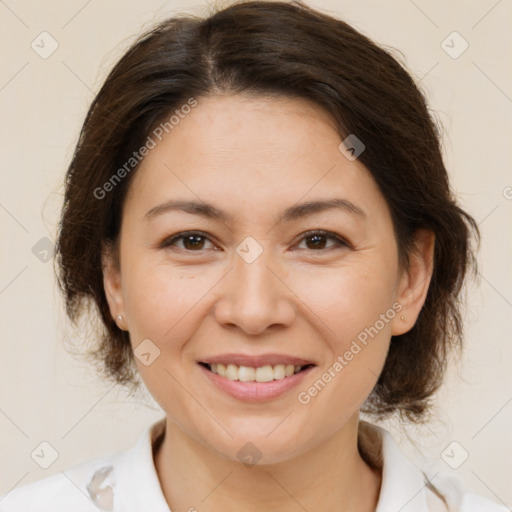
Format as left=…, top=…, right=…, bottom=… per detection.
left=199, top=362, right=315, bottom=382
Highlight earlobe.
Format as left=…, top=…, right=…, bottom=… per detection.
left=391, top=229, right=435, bottom=336
left=102, top=243, right=126, bottom=329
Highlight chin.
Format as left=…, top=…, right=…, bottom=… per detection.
left=194, top=417, right=322, bottom=466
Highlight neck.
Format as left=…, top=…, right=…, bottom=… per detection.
left=154, top=414, right=382, bottom=512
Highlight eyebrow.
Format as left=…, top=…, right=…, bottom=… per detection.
left=144, top=198, right=366, bottom=223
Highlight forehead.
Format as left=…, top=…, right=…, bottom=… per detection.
left=124, top=94, right=387, bottom=222
left=154, top=93, right=342, bottom=167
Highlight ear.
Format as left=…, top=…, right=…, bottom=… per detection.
left=102, top=242, right=127, bottom=330
left=391, top=229, right=435, bottom=336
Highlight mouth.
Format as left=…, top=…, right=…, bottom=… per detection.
left=199, top=362, right=315, bottom=382
left=197, top=354, right=317, bottom=402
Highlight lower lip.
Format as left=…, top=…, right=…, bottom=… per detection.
left=198, top=364, right=315, bottom=402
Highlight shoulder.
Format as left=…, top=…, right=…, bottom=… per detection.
left=358, top=421, right=508, bottom=512
left=428, top=473, right=509, bottom=512
left=0, top=455, right=115, bottom=512
left=0, top=452, right=122, bottom=512
left=0, top=418, right=168, bottom=512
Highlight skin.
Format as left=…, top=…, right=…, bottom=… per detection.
left=103, top=94, right=434, bottom=512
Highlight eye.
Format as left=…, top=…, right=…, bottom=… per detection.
left=294, top=230, right=349, bottom=251
left=160, top=229, right=349, bottom=253
left=161, top=231, right=218, bottom=251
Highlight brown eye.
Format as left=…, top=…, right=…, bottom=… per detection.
left=305, top=234, right=328, bottom=250
left=296, top=230, right=348, bottom=251
left=161, top=231, right=216, bottom=251
left=182, top=234, right=206, bottom=250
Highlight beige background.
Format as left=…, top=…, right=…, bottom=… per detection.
left=1, top=0, right=511, bottom=506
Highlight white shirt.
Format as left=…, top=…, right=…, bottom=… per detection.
left=0, top=419, right=507, bottom=511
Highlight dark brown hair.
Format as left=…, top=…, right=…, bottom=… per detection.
left=56, top=0, right=478, bottom=421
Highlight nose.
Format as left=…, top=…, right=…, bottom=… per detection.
left=213, top=248, right=296, bottom=336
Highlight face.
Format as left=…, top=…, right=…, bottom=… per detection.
left=104, top=94, right=432, bottom=464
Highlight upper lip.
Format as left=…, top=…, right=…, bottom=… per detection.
left=199, top=353, right=316, bottom=367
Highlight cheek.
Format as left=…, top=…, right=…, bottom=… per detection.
left=122, top=260, right=217, bottom=343
left=290, top=257, right=397, bottom=345
left=288, top=258, right=396, bottom=411
left=122, top=261, right=220, bottom=418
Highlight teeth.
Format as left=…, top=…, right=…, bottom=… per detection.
left=206, top=363, right=305, bottom=382
left=285, top=365, right=294, bottom=377
left=255, top=365, right=274, bottom=382
left=216, top=363, right=226, bottom=377
left=226, top=364, right=238, bottom=381
left=238, top=366, right=255, bottom=382
left=273, top=365, right=285, bottom=380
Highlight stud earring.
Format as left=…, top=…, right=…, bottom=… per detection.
left=400, top=315, right=406, bottom=322
left=117, top=315, right=123, bottom=321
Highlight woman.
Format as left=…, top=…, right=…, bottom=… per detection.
left=1, top=1, right=506, bottom=510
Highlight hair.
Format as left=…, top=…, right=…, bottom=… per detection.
left=56, top=0, right=479, bottom=421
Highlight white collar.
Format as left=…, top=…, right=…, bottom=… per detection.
left=359, top=421, right=431, bottom=511
left=111, top=417, right=170, bottom=511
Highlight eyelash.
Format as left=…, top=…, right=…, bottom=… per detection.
left=160, top=229, right=349, bottom=253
